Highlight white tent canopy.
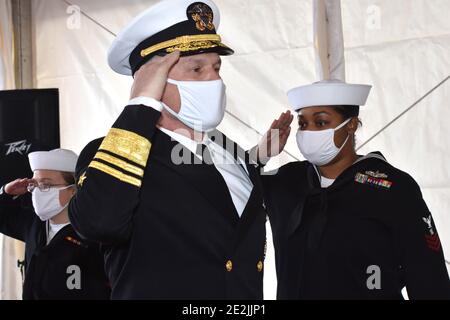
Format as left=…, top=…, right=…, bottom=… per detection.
left=1, top=0, right=450, bottom=299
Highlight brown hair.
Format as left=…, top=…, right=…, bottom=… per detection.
left=61, top=172, right=76, bottom=185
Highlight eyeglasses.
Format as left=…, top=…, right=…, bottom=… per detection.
left=27, top=183, right=69, bottom=193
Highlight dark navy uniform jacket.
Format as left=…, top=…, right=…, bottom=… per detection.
left=262, top=152, right=450, bottom=300
left=69, top=104, right=266, bottom=300
left=0, top=191, right=110, bottom=300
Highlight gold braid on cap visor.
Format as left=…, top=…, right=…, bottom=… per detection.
left=140, top=34, right=226, bottom=57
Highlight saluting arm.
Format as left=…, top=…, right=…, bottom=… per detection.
left=69, top=105, right=160, bottom=244
left=0, top=180, right=35, bottom=242
left=69, top=52, right=181, bottom=245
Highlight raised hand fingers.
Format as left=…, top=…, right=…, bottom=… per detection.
left=162, top=51, right=181, bottom=70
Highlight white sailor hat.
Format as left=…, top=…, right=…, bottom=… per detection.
left=28, top=149, right=78, bottom=173
left=287, top=80, right=372, bottom=111
left=108, top=0, right=234, bottom=76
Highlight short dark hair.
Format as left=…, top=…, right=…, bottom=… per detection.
left=333, top=105, right=360, bottom=118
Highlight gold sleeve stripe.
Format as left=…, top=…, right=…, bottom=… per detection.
left=100, top=128, right=151, bottom=167
left=94, top=151, right=144, bottom=178
left=89, top=160, right=142, bottom=188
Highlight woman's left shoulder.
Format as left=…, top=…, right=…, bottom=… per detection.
left=377, top=160, right=422, bottom=194
left=360, top=152, right=421, bottom=193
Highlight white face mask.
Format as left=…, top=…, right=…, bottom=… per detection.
left=162, top=78, right=226, bottom=133
left=31, top=185, right=74, bottom=221
left=296, top=118, right=352, bottom=166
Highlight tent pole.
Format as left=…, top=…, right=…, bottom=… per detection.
left=10, top=0, right=30, bottom=288
left=12, top=0, right=32, bottom=89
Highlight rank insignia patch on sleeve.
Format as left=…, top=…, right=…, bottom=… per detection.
left=423, top=215, right=441, bottom=251
left=425, top=234, right=441, bottom=251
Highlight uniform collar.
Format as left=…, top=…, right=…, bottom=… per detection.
left=158, top=127, right=207, bottom=158
left=353, top=151, right=387, bottom=166
left=158, top=127, right=248, bottom=173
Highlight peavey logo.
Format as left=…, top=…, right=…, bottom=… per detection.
left=5, top=140, right=32, bottom=156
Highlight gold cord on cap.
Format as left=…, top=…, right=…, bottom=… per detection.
left=140, top=34, right=223, bottom=57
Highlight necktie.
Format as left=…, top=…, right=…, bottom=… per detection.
left=196, top=143, right=214, bottom=165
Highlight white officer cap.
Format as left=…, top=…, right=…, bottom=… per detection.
left=108, top=0, right=233, bottom=76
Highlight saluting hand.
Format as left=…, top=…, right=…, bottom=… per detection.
left=130, top=51, right=181, bottom=101
left=4, top=178, right=33, bottom=196
left=257, top=111, right=294, bottom=163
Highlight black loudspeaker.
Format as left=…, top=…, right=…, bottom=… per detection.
left=0, top=89, right=60, bottom=187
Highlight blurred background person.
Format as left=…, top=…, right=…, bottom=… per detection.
left=0, top=149, right=110, bottom=300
